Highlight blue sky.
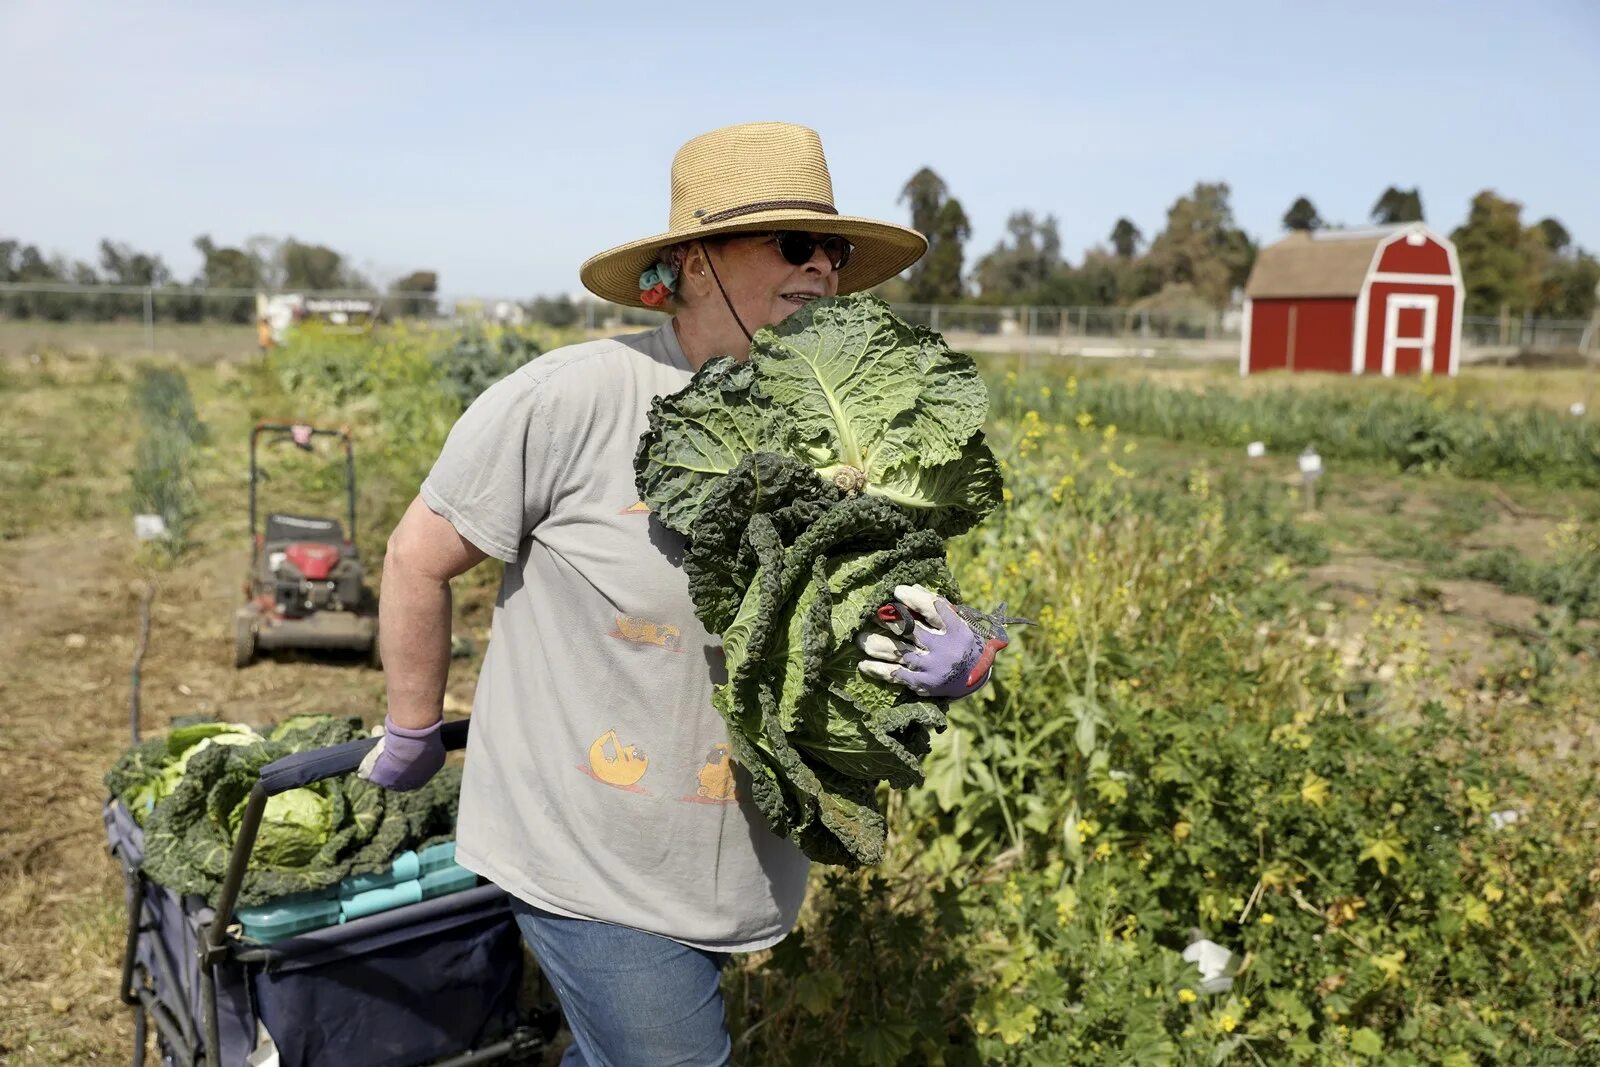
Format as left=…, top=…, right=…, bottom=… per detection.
left=3, top=1, right=1596, bottom=299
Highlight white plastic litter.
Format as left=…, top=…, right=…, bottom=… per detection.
left=1182, top=936, right=1237, bottom=994
left=1490, top=809, right=1522, bottom=831
left=133, top=514, right=168, bottom=541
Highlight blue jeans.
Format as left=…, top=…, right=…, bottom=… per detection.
left=511, top=898, right=732, bottom=1067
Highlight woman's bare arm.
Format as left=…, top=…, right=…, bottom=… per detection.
left=379, top=495, right=490, bottom=729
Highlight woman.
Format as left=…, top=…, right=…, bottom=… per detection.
left=360, top=122, right=1002, bottom=1066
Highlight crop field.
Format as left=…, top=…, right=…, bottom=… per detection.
left=2, top=325, right=1597, bottom=1064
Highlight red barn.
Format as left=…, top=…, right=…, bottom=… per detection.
left=1240, top=223, right=1464, bottom=376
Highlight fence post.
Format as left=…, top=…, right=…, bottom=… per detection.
left=930, top=305, right=940, bottom=333
left=144, top=287, right=154, bottom=352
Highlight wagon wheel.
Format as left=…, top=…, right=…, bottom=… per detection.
left=233, top=614, right=257, bottom=668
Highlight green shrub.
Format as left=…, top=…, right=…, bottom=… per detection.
left=429, top=329, right=543, bottom=409
left=130, top=366, right=205, bottom=555
left=729, top=423, right=1600, bottom=1064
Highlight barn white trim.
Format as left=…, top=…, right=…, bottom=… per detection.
left=1369, top=272, right=1464, bottom=286
left=1239, top=298, right=1253, bottom=377
left=1381, top=293, right=1439, bottom=376
left=1352, top=280, right=1374, bottom=376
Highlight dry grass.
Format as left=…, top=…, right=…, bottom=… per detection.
left=0, top=321, right=258, bottom=364
left=0, top=354, right=485, bottom=1063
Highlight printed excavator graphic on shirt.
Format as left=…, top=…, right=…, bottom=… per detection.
left=608, top=614, right=685, bottom=652
left=677, top=741, right=738, bottom=805
left=618, top=501, right=652, bottom=516
left=578, top=728, right=651, bottom=794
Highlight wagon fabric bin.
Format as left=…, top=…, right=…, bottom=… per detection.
left=106, top=719, right=546, bottom=1067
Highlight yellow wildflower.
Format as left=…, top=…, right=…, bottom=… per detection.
left=1300, top=770, right=1330, bottom=808
left=1178, top=989, right=1198, bottom=1004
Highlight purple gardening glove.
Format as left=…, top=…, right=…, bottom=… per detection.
left=855, top=584, right=1009, bottom=700
left=356, top=715, right=446, bottom=791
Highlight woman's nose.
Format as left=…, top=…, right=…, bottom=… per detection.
left=803, top=242, right=836, bottom=277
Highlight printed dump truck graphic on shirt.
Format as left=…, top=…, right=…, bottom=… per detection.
left=609, top=614, right=684, bottom=652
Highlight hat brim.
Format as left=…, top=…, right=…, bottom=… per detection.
left=580, top=212, right=927, bottom=308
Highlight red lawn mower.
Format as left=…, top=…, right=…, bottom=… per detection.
left=233, top=422, right=379, bottom=668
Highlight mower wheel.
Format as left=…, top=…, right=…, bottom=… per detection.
left=233, top=614, right=257, bottom=668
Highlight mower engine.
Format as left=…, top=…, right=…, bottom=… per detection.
left=269, top=542, right=365, bottom=617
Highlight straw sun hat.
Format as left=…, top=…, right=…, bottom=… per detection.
left=580, top=122, right=928, bottom=308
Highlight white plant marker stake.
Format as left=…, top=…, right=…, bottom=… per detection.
left=1298, top=447, right=1323, bottom=513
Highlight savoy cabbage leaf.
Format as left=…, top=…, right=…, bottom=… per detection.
left=636, top=295, right=1001, bottom=867
left=636, top=293, right=1001, bottom=539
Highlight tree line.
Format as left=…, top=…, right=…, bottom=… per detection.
left=5, top=182, right=1595, bottom=327
left=884, top=174, right=1598, bottom=321
left=0, top=234, right=438, bottom=322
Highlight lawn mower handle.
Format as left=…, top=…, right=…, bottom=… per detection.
left=248, top=422, right=358, bottom=562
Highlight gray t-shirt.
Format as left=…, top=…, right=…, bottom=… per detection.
left=420, top=322, right=809, bottom=953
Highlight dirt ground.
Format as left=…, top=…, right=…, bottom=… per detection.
left=0, top=522, right=424, bottom=1061
left=0, top=354, right=497, bottom=1063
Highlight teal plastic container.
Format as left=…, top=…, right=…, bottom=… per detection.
left=420, top=865, right=476, bottom=900
left=417, top=841, right=457, bottom=873
left=238, top=890, right=341, bottom=943
left=339, top=850, right=420, bottom=898
left=341, top=879, right=424, bottom=921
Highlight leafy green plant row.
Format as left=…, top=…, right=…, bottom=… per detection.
left=992, top=373, right=1600, bottom=488
left=130, top=366, right=206, bottom=556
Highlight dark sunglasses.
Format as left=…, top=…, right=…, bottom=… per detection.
left=770, top=231, right=853, bottom=271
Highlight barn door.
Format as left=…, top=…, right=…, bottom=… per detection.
left=1382, top=294, right=1438, bottom=376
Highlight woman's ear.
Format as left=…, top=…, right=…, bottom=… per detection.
left=678, top=243, right=706, bottom=294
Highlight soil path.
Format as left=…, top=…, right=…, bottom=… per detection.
left=0, top=517, right=391, bottom=1062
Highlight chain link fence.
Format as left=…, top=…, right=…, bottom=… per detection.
left=0, top=283, right=1593, bottom=363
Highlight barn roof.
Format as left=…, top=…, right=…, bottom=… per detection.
left=1245, top=225, right=1412, bottom=300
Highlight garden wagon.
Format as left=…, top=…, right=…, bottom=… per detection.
left=105, top=715, right=558, bottom=1066
left=234, top=422, right=379, bottom=668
